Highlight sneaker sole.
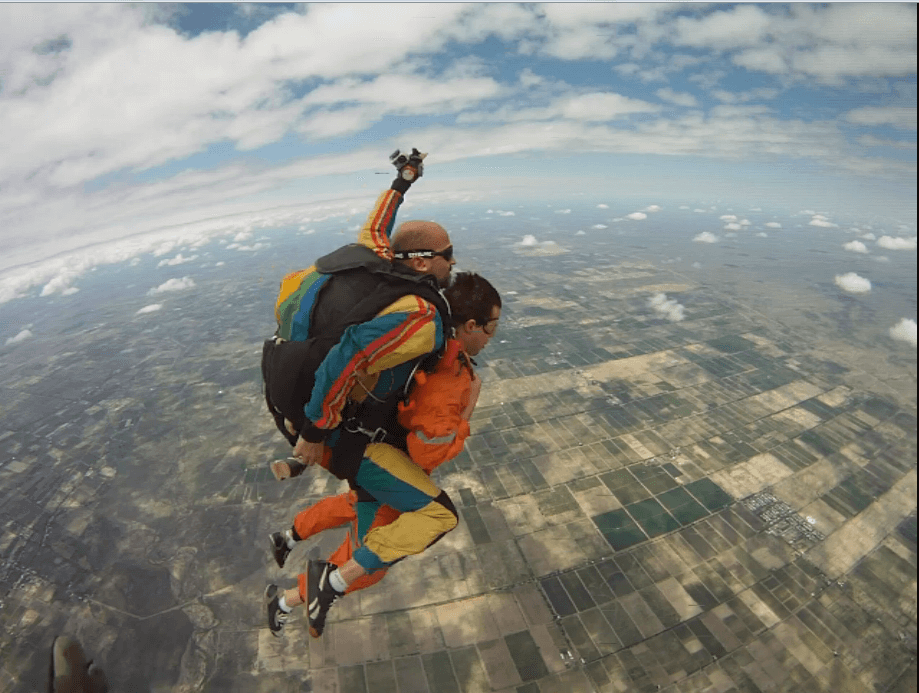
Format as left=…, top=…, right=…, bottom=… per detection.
left=264, top=584, right=284, bottom=637
left=306, top=560, right=324, bottom=639
left=269, top=534, right=288, bottom=569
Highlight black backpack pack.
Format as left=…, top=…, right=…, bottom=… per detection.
left=261, top=244, right=450, bottom=480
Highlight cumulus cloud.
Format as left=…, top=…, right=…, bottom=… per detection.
left=877, top=236, right=917, bottom=250
left=597, top=204, right=609, bottom=209
left=756, top=232, right=768, bottom=237
left=765, top=222, right=782, bottom=228
left=843, top=240, right=869, bottom=253
left=642, top=205, right=662, bottom=212
left=148, top=277, right=196, bottom=295
left=592, top=224, right=608, bottom=229
left=724, top=222, right=742, bottom=231
left=719, top=214, right=738, bottom=221
left=656, top=88, right=699, bottom=108
left=846, top=106, right=917, bottom=131
left=648, top=293, right=685, bottom=321
left=555, top=209, right=571, bottom=214
left=157, top=253, right=198, bottom=267
left=497, top=210, right=515, bottom=216
left=809, top=217, right=838, bottom=228
left=516, top=234, right=565, bottom=254
left=834, top=272, right=871, bottom=294
left=626, top=212, right=647, bottom=220
left=889, top=318, right=917, bottom=348
left=861, top=232, right=876, bottom=240
left=575, top=230, right=586, bottom=235
left=4, top=329, right=33, bottom=346
left=136, top=304, right=163, bottom=314
left=694, top=232, right=718, bottom=243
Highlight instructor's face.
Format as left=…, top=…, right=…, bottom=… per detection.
left=430, top=240, right=456, bottom=287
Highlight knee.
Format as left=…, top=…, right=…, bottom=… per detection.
left=434, top=490, right=458, bottom=532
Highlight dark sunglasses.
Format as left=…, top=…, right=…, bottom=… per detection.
left=392, top=245, right=453, bottom=262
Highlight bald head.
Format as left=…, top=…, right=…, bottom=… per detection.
left=392, top=220, right=450, bottom=254
left=391, top=220, right=455, bottom=287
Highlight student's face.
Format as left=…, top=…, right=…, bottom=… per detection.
left=458, top=305, right=500, bottom=356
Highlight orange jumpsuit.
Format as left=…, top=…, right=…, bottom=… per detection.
left=295, top=339, right=474, bottom=600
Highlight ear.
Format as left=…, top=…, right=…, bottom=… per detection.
left=412, top=257, right=428, bottom=273
left=462, top=318, right=478, bottom=333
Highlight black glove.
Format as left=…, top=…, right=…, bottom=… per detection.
left=390, top=148, right=426, bottom=191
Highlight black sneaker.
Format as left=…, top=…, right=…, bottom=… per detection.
left=269, top=532, right=292, bottom=569
left=265, top=584, right=289, bottom=636
left=306, top=560, right=344, bottom=638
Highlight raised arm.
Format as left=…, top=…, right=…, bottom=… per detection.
left=358, top=148, right=426, bottom=259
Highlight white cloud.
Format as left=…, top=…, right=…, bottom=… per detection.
left=656, top=88, right=698, bottom=108
left=877, top=236, right=917, bottom=250
left=626, top=212, right=647, bottom=220
left=809, top=218, right=838, bottom=228
left=157, top=253, right=198, bottom=267
left=834, top=272, right=871, bottom=294
left=846, top=106, right=918, bottom=131
left=889, top=318, right=917, bottom=348
left=765, top=222, right=782, bottom=228
left=596, top=204, right=609, bottom=209
left=673, top=5, right=773, bottom=50
left=555, top=209, right=571, bottom=214
left=642, top=205, right=661, bottom=212
left=0, top=3, right=916, bottom=286
left=756, top=232, right=768, bottom=237
left=497, top=210, right=516, bottom=216
left=675, top=4, right=917, bottom=83
left=843, top=240, right=869, bottom=254
left=692, top=262, right=702, bottom=268
left=519, top=235, right=538, bottom=247
left=136, top=304, right=162, bottom=314
left=4, top=329, right=33, bottom=346
left=148, top=276, right=195, bottom=295
left=40, top=267, right=82, bottom=297
left=857, top=134, right=918, bottom=150
left=648, top=292, right=685, bottom=321
left=575, top=230, right=586, bottom=236
left=719, top=214, right=738, bottom=221
left=694, top=232, right=718, bottom=243
left=592, top=224, right=608, bottom=229
left=723, top=222, right=741, bottom=231
left=711, top=88, right=780, bottom=104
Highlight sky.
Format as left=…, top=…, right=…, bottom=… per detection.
left=0, top=2, right=916, bottom=305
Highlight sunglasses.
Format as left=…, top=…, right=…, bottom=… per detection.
left=392, top=245, right=454, bottom=262
left=479, top=318, right=499, bottom=336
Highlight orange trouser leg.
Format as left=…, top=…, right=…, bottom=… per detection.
left=292, top=492, right=357, bottom=541
left=297, top=502, right=402, bottom=602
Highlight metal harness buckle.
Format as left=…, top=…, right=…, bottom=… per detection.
left=344, top=421, right=387, bottom=444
